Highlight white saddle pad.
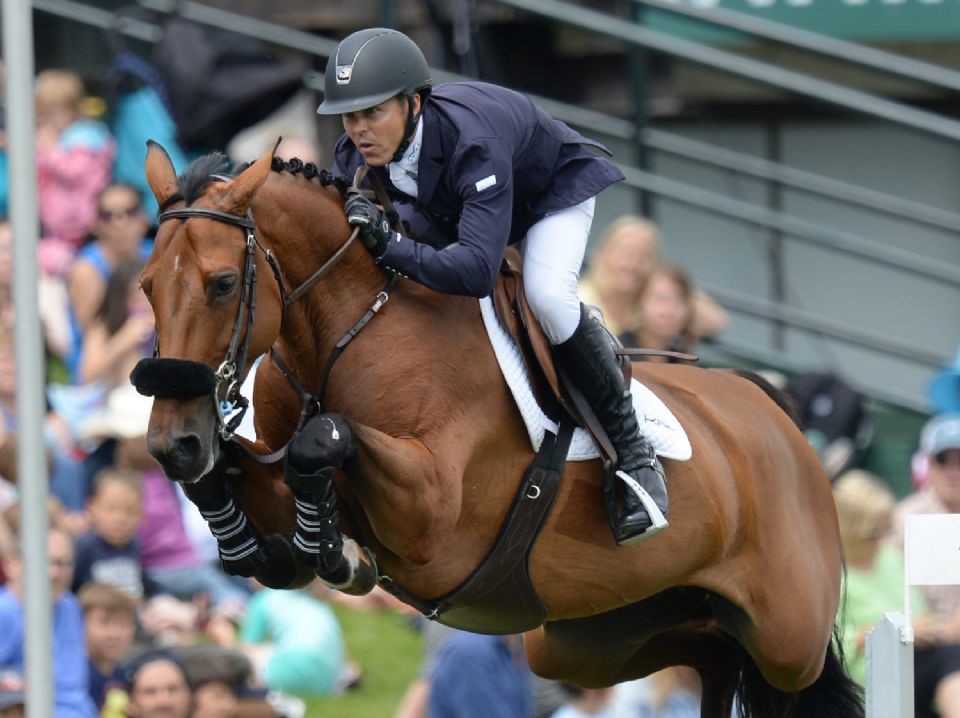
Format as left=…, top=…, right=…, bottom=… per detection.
left=479, top=297, right=692, bottom=462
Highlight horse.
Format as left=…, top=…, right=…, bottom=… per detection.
left=135, top=141, right=863, bottom=717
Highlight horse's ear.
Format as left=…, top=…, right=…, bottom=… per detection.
left=219, top=141, right=279, bottom=215
left=144, top=141, right=180, bottom=208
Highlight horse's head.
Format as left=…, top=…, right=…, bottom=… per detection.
left=135, top=142, right=284, bottom=482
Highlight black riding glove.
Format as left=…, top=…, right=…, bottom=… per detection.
left=345, top=188, right=392, bottom=259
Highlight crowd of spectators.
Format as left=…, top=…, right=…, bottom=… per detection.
left=0, top=65, right=364, bottom=718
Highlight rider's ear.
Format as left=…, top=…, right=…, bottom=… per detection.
left=144, top=141, right=179, bottom=209
left=216, top=141, right=277, bottom=216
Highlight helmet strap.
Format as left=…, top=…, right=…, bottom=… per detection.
left=391, top=92, right=420, bottom=163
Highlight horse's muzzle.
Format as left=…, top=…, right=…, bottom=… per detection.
left=146, top=424, right=219, bottom=484
left=131, top=358, right=217, bottom=399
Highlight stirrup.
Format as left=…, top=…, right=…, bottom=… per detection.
left=615, top=469, right=669, bottom=545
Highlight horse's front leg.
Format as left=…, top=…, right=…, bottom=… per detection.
left=285, top=414, right=378, bottom=595
left=181, top=451, right=314, bottom=590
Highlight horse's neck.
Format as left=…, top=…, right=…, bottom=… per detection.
left=260, top=180, right=389, bottom=385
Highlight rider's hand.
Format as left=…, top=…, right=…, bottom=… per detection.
left=345, top=188, right=392, bottom=259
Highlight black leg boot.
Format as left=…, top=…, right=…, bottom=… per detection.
left=553, top=304, right=669, bottom=544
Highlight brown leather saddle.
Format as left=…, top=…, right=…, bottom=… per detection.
left=492, top=246, right=626, bottom=467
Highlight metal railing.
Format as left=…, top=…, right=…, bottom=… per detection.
left=630, top=0, right=960, bottom=94
left=497, top=0, right=960, bottom=143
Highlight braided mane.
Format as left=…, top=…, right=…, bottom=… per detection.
left=168, top=152, right=352, bottom=212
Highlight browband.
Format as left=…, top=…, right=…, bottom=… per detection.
left=158, top=207, right=256, bottom=229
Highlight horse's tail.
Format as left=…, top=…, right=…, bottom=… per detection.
left=728, top=369, right=803, bottom=431
left=734, top=628, right=865, bottom=717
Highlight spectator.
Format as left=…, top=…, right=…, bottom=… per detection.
left=0, top=526, right=96, bottom=718
left=78, top=259, right=154, bottom=388
left=835, top=469, right=960, bottom=718
left=214, top=582, right=346, bottom=698
left=580, top=217, right=662, bottom=337
left=66, top=183, right=152, bottom=381
left=117, top=649, right=193, bottom=718
left=78, top=582, right=138, bottom=710
left=0, top=671, right=24, bottom=718
left=0, top=316, right=91, bottom=524
left=138, top=465, right=248, bottom=616
left=178, top=644, right=279, bottom=718
left=929, top=347, right=960, bottom=415
left=580, top=216, right=728, bottom=342
left=35, top=69, right=115, bottom=259
left=428, top=631, right=532, bottom=718
left=0, top=221, right=71, bottom=363
left=192, top=677, right=237, bottom=718
left=610, top=667, right=700, bottom=717
left=72, top=468, right=145, bottom=599
left=894, top=413, right=960, bottom=635
left=550, top=684, right=613, bottom=718
left=620, top=264, right=696, bottom=360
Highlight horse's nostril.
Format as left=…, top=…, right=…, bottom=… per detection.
left=147, top=431, right=208, bottom=482
left=170, top=433, right=203, bottom=465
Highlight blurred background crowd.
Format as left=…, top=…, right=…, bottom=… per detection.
left=0, top=1, right=958, bottom=717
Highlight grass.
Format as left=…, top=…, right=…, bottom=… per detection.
left=304, top=603, right=424, bottom=717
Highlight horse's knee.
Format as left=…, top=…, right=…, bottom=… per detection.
left=285, top=413, right=354, bottom=493
left=255, top=534, right=316, bottom=589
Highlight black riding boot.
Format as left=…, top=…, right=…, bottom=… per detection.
left=553, top=305, right=669, bottom=544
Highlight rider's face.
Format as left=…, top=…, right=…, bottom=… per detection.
left=342, top=93, right=421, bottom=167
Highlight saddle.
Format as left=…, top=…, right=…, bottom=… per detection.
left=492, top=247, right=629, bottom=468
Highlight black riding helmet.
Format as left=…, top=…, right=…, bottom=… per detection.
left=317, top=28, right=432, bottom=161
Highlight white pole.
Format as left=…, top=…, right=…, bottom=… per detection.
left=3, top=1, right=53, bottom=716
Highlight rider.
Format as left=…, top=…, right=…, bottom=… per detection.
left=317, top=27, right=668, bottom=545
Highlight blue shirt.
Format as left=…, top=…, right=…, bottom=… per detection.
left=72, top=531, right=144, bottom=599
left=88, top=659, right=124, bottom=710
left=428, top=632, right=532, bottom=718
left=66, top=239, right=153, bottom=382
left=0, top=587, right=96, bottom=718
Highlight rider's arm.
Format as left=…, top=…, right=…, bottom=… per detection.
left=376, top=140, right=514, bottom=298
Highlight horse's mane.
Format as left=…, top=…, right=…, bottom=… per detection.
left=171, top=151, right=352, bottom=210
left=177, top=152, right=235, bottom=205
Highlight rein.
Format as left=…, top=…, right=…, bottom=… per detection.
left=131, top=165, right=396, bottom=455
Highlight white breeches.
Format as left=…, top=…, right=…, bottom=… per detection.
left=520, top=197, right=595, bottom=345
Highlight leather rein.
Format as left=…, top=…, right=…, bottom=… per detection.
left=140, top=166, right=398, bottom=463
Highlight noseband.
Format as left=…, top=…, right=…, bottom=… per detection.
left=130, top=207, right=269, bottom=439
left=130, top=202, right=362, bottom=441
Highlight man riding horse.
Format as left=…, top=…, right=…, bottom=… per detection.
left=318, top=28, right=668, bottom=545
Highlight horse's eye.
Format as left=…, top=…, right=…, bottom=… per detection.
left=211, top=274, right=238, bottom=299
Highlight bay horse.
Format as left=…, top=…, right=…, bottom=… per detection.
left=136, top=141, right=862, bottom=717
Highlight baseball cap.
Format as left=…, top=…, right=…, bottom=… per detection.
left=0, top=671, right=25, bottom=710
left=921, top=413, right=960, bottom=457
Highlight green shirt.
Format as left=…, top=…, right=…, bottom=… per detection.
left=840, top=544, right=927, bottom=684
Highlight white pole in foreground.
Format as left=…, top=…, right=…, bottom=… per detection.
left=3, top=0, right=53, bottom=715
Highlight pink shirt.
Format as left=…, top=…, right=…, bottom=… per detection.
left=36, top=120, right=115, bottom=248
left=137, top=468, right=198, bottom=571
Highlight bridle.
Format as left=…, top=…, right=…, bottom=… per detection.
left=130, top=167, right=397, bottom=448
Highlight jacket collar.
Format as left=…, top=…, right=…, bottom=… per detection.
left=415, top=101, right=445, bottom=204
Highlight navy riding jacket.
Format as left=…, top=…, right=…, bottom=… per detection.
left=332, top=82, right=624, bottom=297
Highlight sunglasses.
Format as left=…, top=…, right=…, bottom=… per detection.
left=99, top=205, right=141, bottom=222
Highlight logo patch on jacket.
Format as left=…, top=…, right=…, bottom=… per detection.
left=475, top=175, right=497, bottom=192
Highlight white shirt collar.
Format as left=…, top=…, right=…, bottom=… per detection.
left=391, top=116, right=423, bottom=177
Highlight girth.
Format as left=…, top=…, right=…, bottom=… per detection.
left=378, top=418, right=575, bottom=634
